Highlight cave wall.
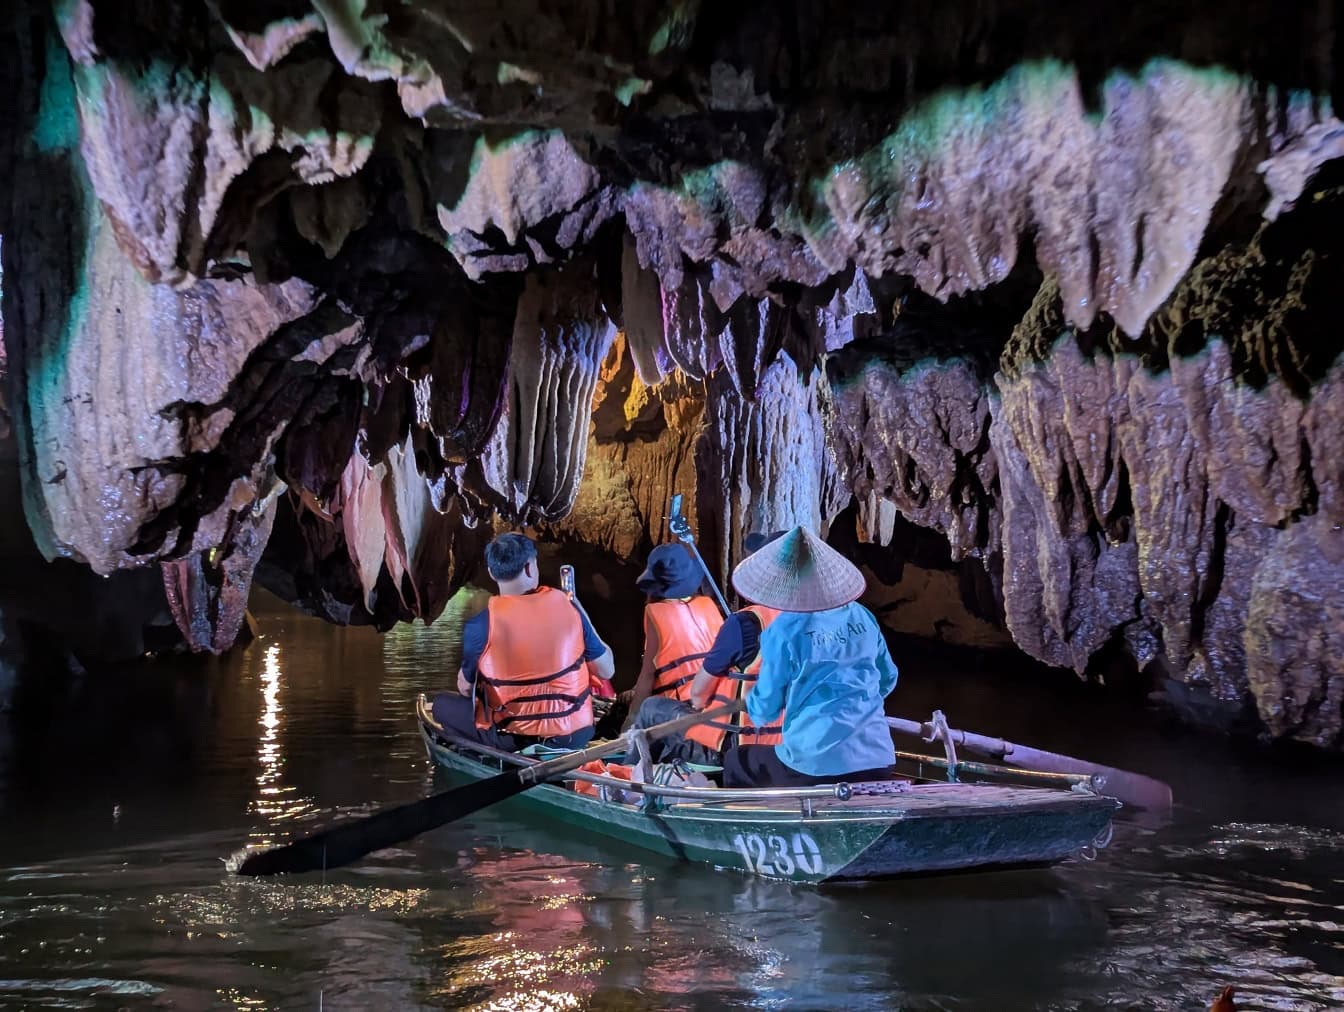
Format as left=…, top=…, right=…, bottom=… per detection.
left=1, top=0, right=1341, bottom=745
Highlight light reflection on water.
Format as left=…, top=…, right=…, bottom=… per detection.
left=0, top=590, right=1342, bottom=1009
left=248, top=643, right=316, bottom=841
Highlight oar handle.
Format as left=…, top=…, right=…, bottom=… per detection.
left=668, top=502, right=732, bottom=617
left=887, top=716, right=1008, bottom=759
left=518, top=701, right=744, bottom=785
left=886, top=715, right=1173, bottom=810
left=681, top=537, right=732, bottom=617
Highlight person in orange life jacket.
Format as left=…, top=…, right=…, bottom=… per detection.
left=431, top=533, right=615, bottom=751
left=628, top=531, right=786, bottom=767
left=718, top=526, right=900, bottom=789
left=619, top=543, right=724, bottom=749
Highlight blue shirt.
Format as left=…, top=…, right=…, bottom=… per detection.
left=748, top=602, right=899, bottom=776
left=702, top=611, right=763, bottom=675
left=460, top=590, right=607, bottom=681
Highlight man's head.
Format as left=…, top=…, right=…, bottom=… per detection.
left=485, top=533, right=539, bottom=592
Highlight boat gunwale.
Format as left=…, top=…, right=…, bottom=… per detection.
left=416, top=695, right=1120, bottom=825
left=415, top=694, right=852, bottom=806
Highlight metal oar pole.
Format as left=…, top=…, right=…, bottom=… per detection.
left=667, top=500, right=731, bottom=617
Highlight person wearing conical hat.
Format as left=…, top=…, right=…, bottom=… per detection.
left=719, top=526, right=899, bottom=788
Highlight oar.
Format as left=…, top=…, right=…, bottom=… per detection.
left=661, top=498, right=1170, bottom=809
left=886, top=715, right=1173, bottom=810
left=230, top=700, right=743, bottom=876
left=667, top=500, right=732, bottom=616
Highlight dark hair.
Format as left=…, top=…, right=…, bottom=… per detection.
left=485, top=533, right=537, bottom=581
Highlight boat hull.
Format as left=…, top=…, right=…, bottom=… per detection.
left=418, top=704, right=1118, bottom=884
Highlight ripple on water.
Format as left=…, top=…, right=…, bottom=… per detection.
left=1050, top=821, right=1344, bottom=1010
left=5, top=597, right=1344, bottom=1009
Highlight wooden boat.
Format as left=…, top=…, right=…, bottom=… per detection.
left=417, top=694, right=1120, bottom=884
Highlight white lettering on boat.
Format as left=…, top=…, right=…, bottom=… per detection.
left=732, top=831, right=824, bottom=877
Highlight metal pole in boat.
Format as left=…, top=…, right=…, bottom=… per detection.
left=666, top=494, right=732, bottom=616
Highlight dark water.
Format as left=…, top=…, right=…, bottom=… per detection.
left=2, top=593, right=1343, bottom=1011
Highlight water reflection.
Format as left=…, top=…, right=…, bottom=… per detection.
left=248, top=642, right=314, bottom=840
left=2, top=593, right=1344, bottom=1009
left=411, top=829, right=1113, bottom=1010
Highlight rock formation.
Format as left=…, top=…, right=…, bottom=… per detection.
left=1, top=1, right=1341, bottom=747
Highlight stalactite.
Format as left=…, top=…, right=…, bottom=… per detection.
left=483, top=262, right=617, bottom=522
left=548, top=333, right=704, bottom=557
left=409, top=287, right=514, bottom=467
left=697, top=347, right=848, bottom=582
left=334, top=434, right=487, bottom=624
left=989, top=193, right=1344, bottom=744
left=437, top=131, right=615, bottom=279
left=827, top=353, right=997, bottom=560
left=339, top=450, right=389, bottom=613
left=161, top=487, right=280, bottom=653
left=6, top=173, right=325, bottom=570
left=620, top=235, right=674, bottom=386
left=57, top=2, right=382, bottom=285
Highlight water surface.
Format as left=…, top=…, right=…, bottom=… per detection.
left=2, top=593, right=1342, bottom=1010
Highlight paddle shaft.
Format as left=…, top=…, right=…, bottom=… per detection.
left=233, top=701, right=744, bottom=876
left=886, top=716, right=1173, bottom=810
left=678, top=534, right=732, bottom=616
left=668, top=502, right=732, bottom=616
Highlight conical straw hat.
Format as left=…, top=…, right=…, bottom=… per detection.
left=730, top=526, right=866, bottom=612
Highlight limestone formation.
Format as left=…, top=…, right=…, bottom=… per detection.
left=482, top=263, right=617, bottom=522
left=1, top=0, right=1341, bottom=749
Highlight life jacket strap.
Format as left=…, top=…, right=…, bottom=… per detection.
left=478, top=655, right=585, bottom=688
left=491, top=687, right=593, bottom=729
left=651, top=673, right=696, bottom=695
left=652, top=652, right=709, bottom=677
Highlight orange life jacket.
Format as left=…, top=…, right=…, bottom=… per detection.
left=572, top=760, right=637, bottom=800
left=588, top=669, right=616, bottom=699
left=686, top=605, right=785, bottom=752
left=559, top=588, right=615, bottom=700
left=475, top=587, right=592, bottom=738
left=646, top=596, right=723, bottom=703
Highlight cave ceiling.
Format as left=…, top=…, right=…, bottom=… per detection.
left=0, top=0, right=1341, bottom=747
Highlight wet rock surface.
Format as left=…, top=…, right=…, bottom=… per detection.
left=1, top=1, right=1341, bottom=745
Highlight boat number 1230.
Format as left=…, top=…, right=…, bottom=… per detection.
left=732, top=832, right=823, bottom=876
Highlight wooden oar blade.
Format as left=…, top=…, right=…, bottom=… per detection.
left=887, top=715, right=1173, bottom=811
left=998, top=745, right=1173, bottom=811
left=228, top=700, right=744, bottom=877
left=230, top=769, right=526, bottom=877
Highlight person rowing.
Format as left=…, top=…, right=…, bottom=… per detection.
left=620, top=542, right=724, bottom=734
left=719, top=526, right=899, bottom=788
left=431, top=533, right=615, bottom=752
left=624, top=530, right=785, bottom=772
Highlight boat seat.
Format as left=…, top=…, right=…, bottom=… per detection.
left=520, top=744, right=581, bottom=758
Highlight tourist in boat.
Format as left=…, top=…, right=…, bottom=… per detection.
left=620, top=543, right=724, bottom=738
left=663, top=529, right=788, bottom=764
left=623, top=531, right=782, bottom=765
left=431, top=533, right=615, bottom=751
left=719, top=526, right=899, bottom=788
